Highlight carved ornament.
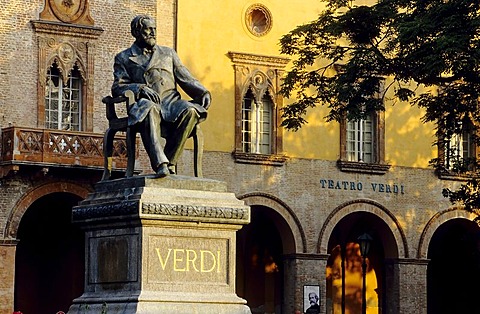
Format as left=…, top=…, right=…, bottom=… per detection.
left=71, top=200, right=250, bottom=224
left=142, top=203, right=250, bottom=222
left=40, top=0, right=94, bottom=26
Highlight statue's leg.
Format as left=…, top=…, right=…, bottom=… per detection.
left=138, top=107, right=169, bottom=173
left=164, top=107, right=199, bottom=173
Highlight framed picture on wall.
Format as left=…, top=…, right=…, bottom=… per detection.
left=303, top=285, right=320, bottom=314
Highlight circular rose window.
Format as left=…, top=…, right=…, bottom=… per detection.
left=245, top=4, right=272, bottom=37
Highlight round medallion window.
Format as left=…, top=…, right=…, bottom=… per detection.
left=245, top=4, right=272, bottom=37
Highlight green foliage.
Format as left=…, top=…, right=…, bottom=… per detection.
left=443, top=178, right=480, bottom=223
left=280, top=0, right=480, bottom=211
left=280, top=0, right=480, bottom=127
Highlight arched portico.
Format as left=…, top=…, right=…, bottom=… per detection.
left=237, top=192, right=303, bottom=314
left=3, top=181, right=90, bottom=239
left=421, top=207, right=480, bottom=313
left=318, top=199, right=408, bottom=257
left=0, top=181, right=90, bottom=313
left=418, top=206, right=477, bottom=259
left=319, top=200, right=409, bottom=314
left=239, top=192, right=307, bottom=254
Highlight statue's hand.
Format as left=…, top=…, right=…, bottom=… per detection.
left=140, top=86, right=161, bottom=103
left=201, top=92, right=211, bottom=110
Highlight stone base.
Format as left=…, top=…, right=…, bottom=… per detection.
left=68, top=294, right=251, bottom=314
left=67, top=175, right=251, bottom=314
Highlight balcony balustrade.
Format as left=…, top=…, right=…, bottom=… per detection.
left=0, top=126, right=130, bottom=176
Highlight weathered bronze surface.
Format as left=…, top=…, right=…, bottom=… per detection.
left=111, top=15, right=211, bottom=177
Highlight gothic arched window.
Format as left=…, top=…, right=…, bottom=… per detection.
left=45, top=63, right=83, bottom=131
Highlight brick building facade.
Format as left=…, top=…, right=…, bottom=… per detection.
left=0, top=1, right=479, bottom=314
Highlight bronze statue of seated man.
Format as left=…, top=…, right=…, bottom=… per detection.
left=111, top=14, right=211, bottom=177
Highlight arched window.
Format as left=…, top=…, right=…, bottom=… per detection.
left=242, top=88, right=273, bottom=154
left=45, top=63, right=83, bottom=131
left=229, top=52, right=289, bottom=166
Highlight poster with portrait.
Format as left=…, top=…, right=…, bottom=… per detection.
left=303, top=285, right=320, bottom=314
left=303, top=286, right=320, bottom=314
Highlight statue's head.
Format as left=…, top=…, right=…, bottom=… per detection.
left=131, top=15, right=156, bottom=48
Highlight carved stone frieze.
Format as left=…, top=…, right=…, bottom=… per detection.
left=73, top=200, right=250, bottom=223
left=228, top=51, right=289, bottom=98
left=142, top=202, right=249, bottom=222
left=228, top=51, right=289, bottom=68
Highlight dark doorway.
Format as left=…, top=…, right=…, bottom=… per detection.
left=236, top=205, right=284, bottom=314
left=14, top=192, right=84, bottom=314
left=427, top=218, right=480, bottom=314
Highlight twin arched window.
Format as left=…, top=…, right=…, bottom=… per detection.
left=241, top=87, right=274, bottom=154
left=45, top=63, right=83, bottom=131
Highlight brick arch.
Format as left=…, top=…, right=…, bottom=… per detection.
left=4, top=181, right=90, bottom=239
left=238, top=192, right=307, bottom=254
left=317, top=199, right=408, bottom=258
left=417, top=206, right=477, bottom=259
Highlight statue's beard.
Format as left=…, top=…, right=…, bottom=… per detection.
left=138, top=36, right=156, bottom=49
left=143, top=36, right=156, bottom=48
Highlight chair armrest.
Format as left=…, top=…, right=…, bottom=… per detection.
left=102, top=90, right=135, bottom=105
left=102, top=90, right=136, bottom=121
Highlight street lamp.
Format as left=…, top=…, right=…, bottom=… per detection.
left=357, top=233, right=373, bottom=314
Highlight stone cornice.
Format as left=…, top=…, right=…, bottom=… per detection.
left=228, top=51, right=290, bottom=68
left=72, top=200, right=250, bottom=225
left=31, top=20, right=104, bottom=39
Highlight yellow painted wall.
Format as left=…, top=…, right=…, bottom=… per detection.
left=174, top=0, right=437, bottom=167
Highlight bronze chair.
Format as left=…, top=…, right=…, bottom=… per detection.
left=101, top=91, right=204, bottom=180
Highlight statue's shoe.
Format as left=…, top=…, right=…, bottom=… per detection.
left=156, top=163, right=170, bottom=178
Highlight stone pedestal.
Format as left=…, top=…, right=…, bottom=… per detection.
left=67, top=175, right=251, bottom=314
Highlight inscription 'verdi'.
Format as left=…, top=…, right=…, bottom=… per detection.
left=155, top=248, right=221, bottom=273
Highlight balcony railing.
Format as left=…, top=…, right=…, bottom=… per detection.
left=1, top=126, right=129, bottom=171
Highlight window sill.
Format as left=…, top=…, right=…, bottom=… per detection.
left=233, top=151, right=287, bottom=166
left=337, top=160, right=390, bottom=175
left=436, top=169, right=475, bottom=181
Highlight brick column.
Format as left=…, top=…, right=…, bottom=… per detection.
left=0, top=239, right=18, bottom=314
left=284, top=253, right=329, bottom=314
left=385, top=258, right=429, bottom=314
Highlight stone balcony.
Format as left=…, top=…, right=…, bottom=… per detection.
left=0, top=126, right=130, bottom=178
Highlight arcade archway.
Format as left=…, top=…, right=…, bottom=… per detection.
left=237, top=204, right=294, bottom=314
left=14, top=192, right=84, bottom=313
left=325, top=210, right=400, bottom=314
left=427, top=218, right=480, bottom=314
